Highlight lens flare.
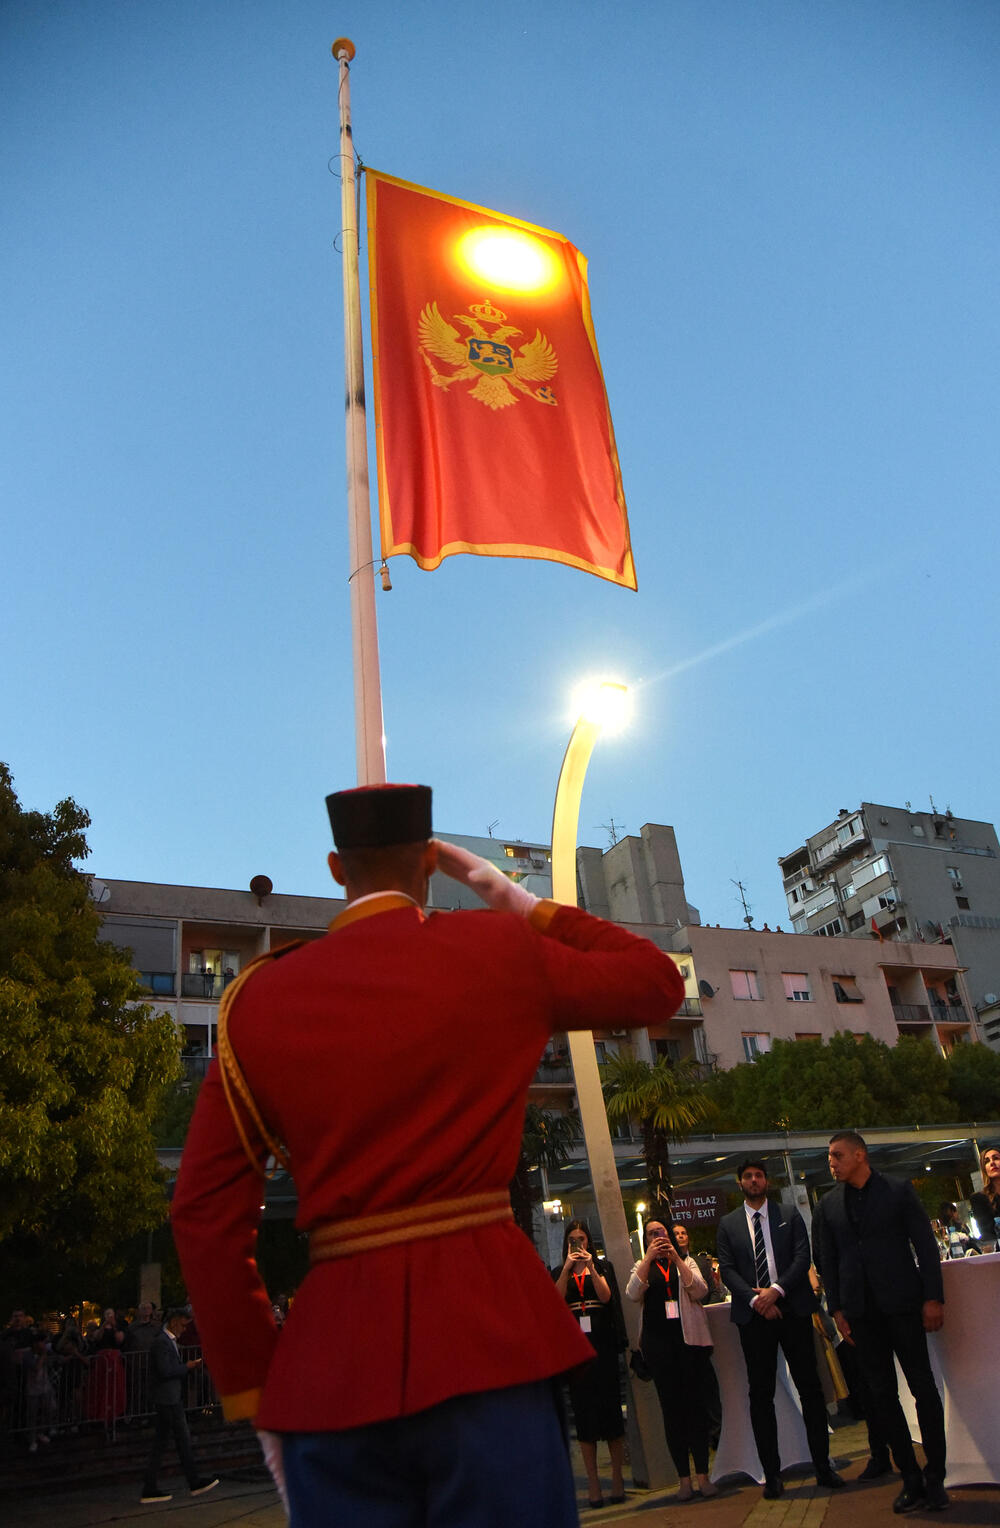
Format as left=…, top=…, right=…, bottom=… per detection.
left=572, top=680, right=630, bottom=732
left=455, top=228, right=561, bottom=294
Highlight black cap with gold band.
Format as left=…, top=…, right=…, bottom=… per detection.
left=326, top=784, right=432, bottom=850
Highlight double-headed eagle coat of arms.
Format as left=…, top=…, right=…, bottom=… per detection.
left=418, top=297, right=558, bottom=411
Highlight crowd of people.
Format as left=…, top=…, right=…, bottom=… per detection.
left=0, top=1302, right=210, bottom=1451
left=553, top=1134, right=998, bottom=1513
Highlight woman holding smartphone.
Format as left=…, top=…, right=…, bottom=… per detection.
left=554, top=1219, right=626, bottom=1509
left=626, top=1218, right=717, bottom=1501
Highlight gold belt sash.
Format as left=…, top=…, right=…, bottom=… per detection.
left=309, top=1190, right=513, bottom=1264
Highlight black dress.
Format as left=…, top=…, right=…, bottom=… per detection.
left=558, top=1263, right=624, bottom=1443
left=970, top=1191, right=1000, bottom=1249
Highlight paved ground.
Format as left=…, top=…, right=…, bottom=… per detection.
left=6, top=1420, right=997, bottom=1526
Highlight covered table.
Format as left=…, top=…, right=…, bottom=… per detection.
left=706, top=1300, right=812, bottom=1484
left=897, top=1251, right=1000, bottom=1486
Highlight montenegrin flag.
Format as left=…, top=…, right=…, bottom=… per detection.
left=365, top=170, right=636, bottom=590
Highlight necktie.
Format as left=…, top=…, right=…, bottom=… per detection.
left=753, top=1211, right=771, bottom=1288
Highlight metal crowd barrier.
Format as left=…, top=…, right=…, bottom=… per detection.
left=3, top=1345, right=218, bottom=1446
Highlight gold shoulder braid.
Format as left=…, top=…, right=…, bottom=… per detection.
left=216, top=944, right=305, bottom=1177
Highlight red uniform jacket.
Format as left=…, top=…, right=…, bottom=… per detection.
left=171, top=895, right=684, bottom=1431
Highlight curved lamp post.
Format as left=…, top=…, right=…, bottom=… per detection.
left=549, top=682, right=673, bottom=1488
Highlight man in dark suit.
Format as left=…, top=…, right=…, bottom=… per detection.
left=717, top=1159, right=843, bottom=1499
left=815, top=1132, right=947, bottom=1514
left=140, top=1307, right=219, bottom=1505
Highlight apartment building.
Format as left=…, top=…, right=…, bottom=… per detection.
left=96, top=812, right=973, bottom=1084
left=778, top=803, right=1000, bottom=1039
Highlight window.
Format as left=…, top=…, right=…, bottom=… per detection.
left=956, top=896, right=970, bottom=910
left=792, top=915, right=808, bottom=934
left=730, top=969, right=761, bottom=1000
left=833, top=976, right=863, bottom=1004
left=946, top=867, right=963, bottom=890
left=693, top=1026, right=710, bottom=1064
left=836, top=816, right=861, bottom=846
left=742, top=1032, right=770, bottom=1060
left=847, top=912, right=865, bottom=932
left=795, top=1032, right=821, bottom=1042
left=782, top=972, right=812, bottom=1002
left=840, top=881, right=855, bottom=901
left=655, top=1038, right=681, bottom=1064
left=816, top=918, right=843, bottom=937
left=855, top=856, right=890, bottom=890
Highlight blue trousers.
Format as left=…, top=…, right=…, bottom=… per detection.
left=282, top=1379, right=579, bottom=1528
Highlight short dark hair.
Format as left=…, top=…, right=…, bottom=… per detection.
left=336, top=841, right=430, bottom=893
left=829, top=1131, right=867, bottom=1152
left=737, top=1157, right=769, bottom=1181
left=164, top=1306, right=191, bottom=1326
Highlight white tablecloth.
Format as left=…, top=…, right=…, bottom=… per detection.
left=897, top=1251, right=1000, bottom=1487
left=707, top=1301, right=812, bottom=1484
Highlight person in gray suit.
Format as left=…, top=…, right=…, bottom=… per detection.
left=140, top=1307, right=219, bottom=1506
left=717, top=1159, right=843, bottom=1500
left=815, top=1132, right=947, bottom=1514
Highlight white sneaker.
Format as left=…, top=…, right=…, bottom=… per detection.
left=140, top=1488, right=173, bottom=1503
left=190, top=1477, right=220, bottom=1496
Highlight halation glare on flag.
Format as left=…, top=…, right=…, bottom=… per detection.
left=365, top=170, right=637, bottom=590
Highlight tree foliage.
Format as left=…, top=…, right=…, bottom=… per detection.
left=703, top=1031, right=993, bottom=1133
left=601, top=1052, right=715, bottom=1212
left=943, top=1042, right=1000, bottom=1122
left=509, top=1104, right=580, bottom=1239
left=0, top=764, right=181, bottom=1275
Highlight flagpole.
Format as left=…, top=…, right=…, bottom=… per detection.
left=332, top=38, right=386, bottom=785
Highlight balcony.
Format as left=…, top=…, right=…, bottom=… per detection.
left=181, top=1055, right=212, bottom=1082
left=891, top=1003, right=932, bottom=1026
left=674, top=996, right=704, bottom=1019
left=136, top=971, right=176, bottom=997
left=181, top=971, right=238, bottom=1000
left=534, top=1056, right=573, bottom=1084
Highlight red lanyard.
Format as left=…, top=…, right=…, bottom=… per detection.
left=655, top=1260, right=678, bottom=1297
left=572, top=1272, right=588, bottom=1306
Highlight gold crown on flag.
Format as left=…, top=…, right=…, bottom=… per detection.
left=469, top=299, right=507, bottom=324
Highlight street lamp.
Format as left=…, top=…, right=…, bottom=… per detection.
left=549, top=681, right=672, bottom=1488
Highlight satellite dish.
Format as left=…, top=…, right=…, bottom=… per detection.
left=984, top=993, right=998, bottom=1006
left=89, top=878, right=111, bottom=905
left=699, top=979, right=716, bottom=999
left=249, top=875, right=273, bottom=903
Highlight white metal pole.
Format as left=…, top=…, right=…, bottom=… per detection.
left=332, top=39, right=386, bottom=785
left=550, top=704, right=673, bottom=1489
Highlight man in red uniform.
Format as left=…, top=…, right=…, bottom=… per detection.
left=171, top=784, right=684, bottom=1526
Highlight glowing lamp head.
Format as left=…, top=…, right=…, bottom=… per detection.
left=455, top=227, right=561, bottom=295
left=572, top=680, right=630, bottom=732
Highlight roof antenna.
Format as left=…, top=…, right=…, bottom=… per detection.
left=487, top=819, right=500, bottom=838
left=732, top=878, right=754, bottom=929
left=600, top=816, right=624, bottom=847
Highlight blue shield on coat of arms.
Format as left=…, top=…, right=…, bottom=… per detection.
left=467, top=338, right=514, bottom=376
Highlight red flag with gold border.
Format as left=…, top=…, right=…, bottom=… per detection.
left=365, top=170, right=636, bottom=589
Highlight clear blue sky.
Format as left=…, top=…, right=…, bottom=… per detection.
left=3, top=1, right=998, bottom=932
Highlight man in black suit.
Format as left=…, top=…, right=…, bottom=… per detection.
left=717, top=1159, right=843, bottom=1500
left=816, top=1132, right=947, bottom=1514
left=140, top=1307, right=219, bottom=1505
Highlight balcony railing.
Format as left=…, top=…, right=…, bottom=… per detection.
left=891, top=1003, right=932, bottom=1025
left=534, top=1057, right=573, bottom=1083
left=136, top=971, right=176, bottom=996
left=676, top=997, right=703, bottom=1018
left=181, top=972, right=238, bottom=999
